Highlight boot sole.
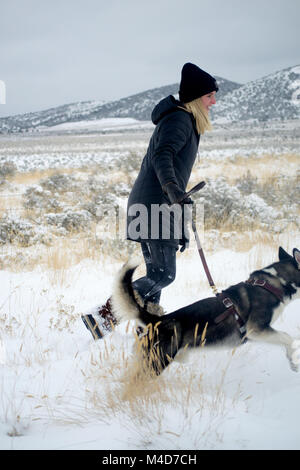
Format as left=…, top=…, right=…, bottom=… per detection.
left=81, top=314, right=103, bottom=340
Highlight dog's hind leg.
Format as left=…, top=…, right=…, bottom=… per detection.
left=247, top=326, right=299, bottom=372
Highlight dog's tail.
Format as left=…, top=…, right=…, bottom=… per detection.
left=111, top=259, right=163, bottom=328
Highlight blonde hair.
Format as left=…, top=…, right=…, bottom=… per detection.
left=184, top=97, right=212, bottom=135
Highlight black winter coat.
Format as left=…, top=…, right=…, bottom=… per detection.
left=126, top=95, right=200, bottom=246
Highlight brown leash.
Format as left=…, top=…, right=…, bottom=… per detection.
left=187, top=182, right=283, bottom=337
left=187, top=181, right=219, bottom=296
left=191, top=212, right=218, bottom=295
left=191, top=208, right=246, bottom=336
left=188, top=183, right=245, bottom=334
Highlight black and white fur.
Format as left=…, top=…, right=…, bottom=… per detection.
left=112, top=247, right=300, bottom=375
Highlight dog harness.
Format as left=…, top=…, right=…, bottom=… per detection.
left=214, top=288, right=247, bottom=337
left=214, top=277, right=284, bottom=337
left=245, top=277, right=284, bottom=302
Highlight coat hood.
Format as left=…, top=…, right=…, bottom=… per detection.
left=151, top=95, right=185, bottom=125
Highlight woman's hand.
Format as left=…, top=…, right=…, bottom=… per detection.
left=162, top=182, right=192, bottom=205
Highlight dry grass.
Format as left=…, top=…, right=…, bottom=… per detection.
left=45, top=236, right=101, bottom=270
left=191, top=153, right=299, bottom=183
left=28, top=328, right=243, bottom=448
left=0, top=233, right=98, bottom=275
left=0, top=194, right=23, bottom=217
left=9, top=169, right=60, bottom=186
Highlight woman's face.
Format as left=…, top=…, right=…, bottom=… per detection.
left=200, top=91, right=216, bottom=112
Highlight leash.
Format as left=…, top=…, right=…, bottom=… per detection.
left=186, top=181, right=218, bottom=296
left=186, top=181, right=245, bottom=335
left=184, top=180, right=206, bottom=200
left=186, top=182, right=284, bottom=338
left=191, top=212, right=218, bottom=295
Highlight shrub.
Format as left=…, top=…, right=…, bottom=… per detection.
left=195, top=177, right=278, bottom=230
left=45, top=210, right=92, bottom=232
left=23, top=185, right=62, bottom=212
left=0, top=161, right=17, bottom=178
left=40, top=173, right=77, bottom=193
left=0, top=214, right=47, bottom=246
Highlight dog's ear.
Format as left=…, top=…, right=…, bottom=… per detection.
left=278, top=247, right=291, bottom=261
left=293, top=249, right=300, bottom=269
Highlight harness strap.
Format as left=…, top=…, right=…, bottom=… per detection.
left=246, top=277, right=283, bottom=302
left=213, top=277, right=284, bottom=337
left=214, top=293, right=247, bottom=336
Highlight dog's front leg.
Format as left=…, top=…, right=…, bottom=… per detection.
left=247, top=326, right=299, bottom=372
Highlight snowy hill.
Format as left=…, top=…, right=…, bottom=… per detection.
left=212, top=64, right=300, bottom=123
left=0, top=99, right=106, bottom=134
left=77, top=76, right=240, bottom=122
left=0, top=64, right=299, bottom=134
left=0, top=77, right=239, bottom=134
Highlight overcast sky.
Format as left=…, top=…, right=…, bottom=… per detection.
left=1, top=0, right=299, bottom=117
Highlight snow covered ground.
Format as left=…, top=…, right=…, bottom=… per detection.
left=1, top=242, right=300, bottom=451
left=44, top=117, right=154, bottom=133
left=0, top=118, right=299, bottom=173
left=0, top=121, right=299, bottom=451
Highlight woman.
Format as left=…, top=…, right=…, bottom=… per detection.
left=82, top=62, right=218, bottom=339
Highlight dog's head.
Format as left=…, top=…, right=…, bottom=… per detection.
left=277, top=247, right=300, bottom=289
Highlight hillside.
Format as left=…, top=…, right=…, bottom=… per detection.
left=212, top=64, right=300, bottom=123
left=0, top=77, right=240, bottom=133
left=0, top=64, right=299, bottom=133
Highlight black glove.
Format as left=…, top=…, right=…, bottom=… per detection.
left=180, top=234, right=189, bottom=253
left=179, top=203, right=192, bottom=253
left=162, top=182, right=192, bottom=205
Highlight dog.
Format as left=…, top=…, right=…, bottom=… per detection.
left=111, top=247, right=300, bottom=376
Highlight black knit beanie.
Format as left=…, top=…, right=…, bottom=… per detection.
left=179, top=62, right=218, bottom=103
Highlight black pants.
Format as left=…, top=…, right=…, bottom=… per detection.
left=132, top=242, right=177, bottom=304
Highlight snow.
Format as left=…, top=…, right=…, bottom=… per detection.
left=290, top=80, right=300, bottom=105
left=213, top=64, right=300, bottom=122
left=0, top=117, right=299, bottom=451
left=0, top=119, right=299, bottom=174
left=1, top=245, right=300, bottom=450
left=45, top=118, right=154, bottom=132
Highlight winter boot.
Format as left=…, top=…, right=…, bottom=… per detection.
left=81, top=297, right=118, bottom=341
